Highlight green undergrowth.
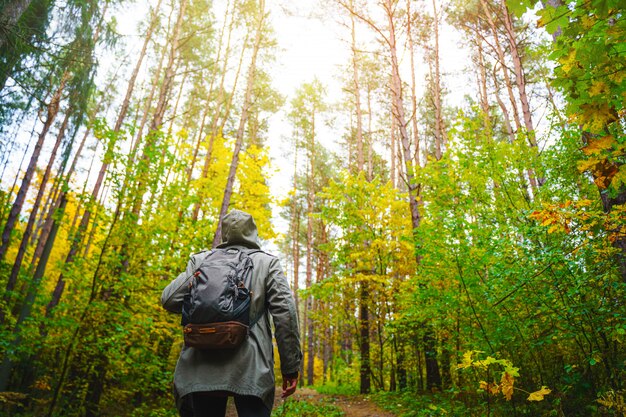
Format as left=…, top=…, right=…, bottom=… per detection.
left=373, top=390, right=465, bottom=417
left=313, top=383, right=359, bottom=396
left=273, top=398, right=345, bottom=417
left=371, top=389, right=568, bottom=417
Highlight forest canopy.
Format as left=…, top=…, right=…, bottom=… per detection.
left=0, top=0, right=625, bottom=416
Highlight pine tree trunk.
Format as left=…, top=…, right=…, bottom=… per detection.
left=431, top=0, right=446, bottom=159
left=350, top=7, right=364, bottom=172
left=212, top=0, right=266, bottom=247
left=359, top=281, right=370, bottom=393
left=475, top=32, right=492, bottom=134
left=4, top=111, right=68, bottom=297
left=407, top=0, right=420, bottom=167
left=384, top=0, right=442, bottom=389
left=479, top=0, right=522, bottom=132
left=45, top=0, right=159, bottom=314
left=192, top=1, right=241, bottom=221
left=0, top=73, right=67, bottom=262
left=500, top=0, right=535, bottom=146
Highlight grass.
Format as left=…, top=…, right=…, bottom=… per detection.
left=272, top=398, right=345, bottom=417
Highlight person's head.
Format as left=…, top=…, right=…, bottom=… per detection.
left=217, top=209, right=261, bottom=249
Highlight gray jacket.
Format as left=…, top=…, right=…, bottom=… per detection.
left=161, top=210, right=302, bottom=410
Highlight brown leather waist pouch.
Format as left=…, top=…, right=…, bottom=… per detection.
left=183, top=321, right=249, bottom=349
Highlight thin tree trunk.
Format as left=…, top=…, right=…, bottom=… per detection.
left=476, top=32, right=492, bottom=134
left=45, top=0, right=160, bottom=314
left=117, top=0, right=162, bottom=133
left=500, top=0, right=535, bottom=146
left=407, top=0, right=420, bottom=167
left=1, top=103, right=68, bottom=322
left=383, top=0, right=441, bottom=389
left=305, top=108, right=316, bottom=386
left=359, top=281, right=370, bottom=393
left=350, top=6, right=364, bottom=172
left=493, top=66, right=516, bottom=143
left=479, top=0, right=522, bottom=132
left=212, top=0, right=266, bottom=247
left=131, top=4, right=173, bottom=159
left=0, top=73, right=67, bottom=262
left=431, top=0, right=446, bottom=159
left=191, top=0, right=240, bottom=221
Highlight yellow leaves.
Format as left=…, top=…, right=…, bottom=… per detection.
left=530, top=205, right=572, bottom=234
left=527, top=386, right=552, bottom=401
left=501, top=372, right=515, bottom=401
left=480, top=380, right=501, bottom=396
left=458, top=350, right=476, bottom=369
left=581, top=135, right=615, bottom=156
left=589, top=80, right=609, bottom=97
left=560, top=49, right=578, bottom=74
left=458, top=351, right=549, bottom=403
left=597, top=390, right=626, bottom=414
left=580, top=102, right=619, bottom=133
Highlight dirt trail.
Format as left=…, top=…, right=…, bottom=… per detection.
left=224, top=387, right=395, bottom=416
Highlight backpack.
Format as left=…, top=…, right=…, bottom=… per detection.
left=181, top=247, right=260, bottom=349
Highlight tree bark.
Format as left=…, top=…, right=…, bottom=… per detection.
left=4, top=110, right=69, bottom=302
left=212, top=0, right=266, bottom=247
left=0, top=73, right=67, bottom=262
left=45, top=0, right=160, bottom=315
left=406, top=0, right=420, bottom=167
left=479, top=0, right=522, bottom=132
left=0, top=0, right=33, bottom=49
left=431, top=0, right=446, bottom=159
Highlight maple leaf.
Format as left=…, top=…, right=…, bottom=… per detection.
left=581, top=135, right=615, bottom=156
left=527, top=386, right=552, bottom=401
left=501, top=372, right=515, bottom=401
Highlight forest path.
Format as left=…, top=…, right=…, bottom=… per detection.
left=224, top=387, right=395, bottom=416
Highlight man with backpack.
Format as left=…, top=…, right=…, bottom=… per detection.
left=161, top=209, right=302, bottom=417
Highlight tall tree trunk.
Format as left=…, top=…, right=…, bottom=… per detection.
left=45, top=0, right=160, bottom=315
left=431, top=0, right=446, bottom=159
left=290, top=146, right=301, bottom=317
left=350, top=6, right=364, bottom=172
left=192, top=0, right=241, bottom=221
left=479, top=0, right=522, bottom=133
left=0, top=73, right=67, bottom=262
left=475, top=31, right=492, bottom=134
left=358, top=281, right=370, bottom=393
left=383, top=0, right=441, bottom=389
left=212, top=0, right=266, bottom=247
left=500, top=0, right=535, bottom=147
left=407, top=0, right=420, bottom=167
left=493, top=66, right=517, bottom=143
left=305, top=107, right=317, bottom=386
left=3, top=110, right=69, bottom=304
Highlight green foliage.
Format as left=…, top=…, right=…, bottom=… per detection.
left=273, top=398, right=345, bottom=417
